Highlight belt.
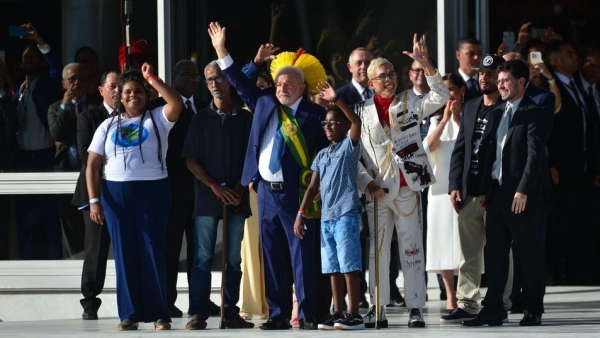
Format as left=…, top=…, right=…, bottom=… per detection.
left=262, top=180, right=285, bottom=190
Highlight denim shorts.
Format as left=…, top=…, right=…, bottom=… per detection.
left=321, top=211, right=362, bottom=273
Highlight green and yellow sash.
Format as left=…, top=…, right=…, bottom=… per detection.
left=278, top=105, right=321, bottom=219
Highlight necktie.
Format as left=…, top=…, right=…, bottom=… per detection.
left=363, top=88, right=372, bottom=100
left=268, top=108, right=288, bottom=174
left=186, top=100, right=195, bottom=118
left=467, top=78, right=478, bottom=97
left=75, top=101, right=81, bottom=115
left=493, top=105, right=512, bottom=185
left=110, top=109, right=117, bottom=117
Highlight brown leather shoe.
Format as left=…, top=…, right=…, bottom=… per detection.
left=117, top=319, right=139, bottom=331
left=155, top=319, right=171, bottom=330
left=186, top=315, right=207, bottom=330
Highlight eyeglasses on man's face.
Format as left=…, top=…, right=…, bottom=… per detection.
left=372, top=72, right=398, bottom=82
left=176, top=72, right=201, bottom=81
left=495, top=78, right=514, bottom=86
left=321, top=120, right=346, bottom=128
left=205, top=75, right=225, bottom=85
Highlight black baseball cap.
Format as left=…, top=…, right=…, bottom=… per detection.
left=480, top=54, right=504, bottom=72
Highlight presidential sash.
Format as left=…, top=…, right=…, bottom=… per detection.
left=278, top=105, right=321, bottom=218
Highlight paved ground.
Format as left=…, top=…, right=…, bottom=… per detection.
left=1, top=286, right=599, bottom=337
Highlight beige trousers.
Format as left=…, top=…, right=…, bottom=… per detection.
left=239, top=191, right=268, bottom=319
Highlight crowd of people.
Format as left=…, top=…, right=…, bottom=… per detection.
left=0, top=9, right=599, bottom=332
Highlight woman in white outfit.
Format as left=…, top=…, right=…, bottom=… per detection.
left=423, top=73, right=466, bottom=312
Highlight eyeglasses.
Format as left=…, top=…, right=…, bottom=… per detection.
left=64, top=76, right=83, bottom=83
left=176, top=72, right=201, bottom=81
left=495, top=78, right=513, bottom=86
left=410, top=68, right=424, bottom=73
left=321, top=120, right=345, bottom=128
left=372, top=72, right=398, bottom=81
left=205, top=76, right=225, bottom=85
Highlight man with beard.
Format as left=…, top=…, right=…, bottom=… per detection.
left=183, top=61, right=254, bottom=330
left=11, top=23, right=63, bottom=259
left=456, top=37, right=483, bottom=101
left=73, top=70, right=120, bottom=319
left=444, top=54, right=512, bottom=323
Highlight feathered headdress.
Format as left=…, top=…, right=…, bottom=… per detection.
left=270, top=48, right=326, bottom=92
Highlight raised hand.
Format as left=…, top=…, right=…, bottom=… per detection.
left=208, top=22, right=226, bottom=50
left=141, top=62, right=154, bottom=79
left=316, top=81, right=336, bottom=102
left=403, top=33, right=429, bottom=63
left=21, top=23, right=44, bottom=45
left=253, top=43, right=279, bottom=66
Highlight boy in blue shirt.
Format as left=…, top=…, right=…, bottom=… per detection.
left=294, top=81, right=363, bottom=330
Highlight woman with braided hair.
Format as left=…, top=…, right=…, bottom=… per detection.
left=86, top=63, right=183, bottom=331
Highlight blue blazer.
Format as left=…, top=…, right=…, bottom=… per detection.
left=222, top=62, right=328, bottom=209
left=12, top=47, right=62, bottom=130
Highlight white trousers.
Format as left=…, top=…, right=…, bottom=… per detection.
left=366, top=186, right=426, bottom=309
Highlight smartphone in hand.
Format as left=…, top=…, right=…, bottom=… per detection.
left=530, top=51, right=543, bottom=64
left=9, top=26, right=29, bottom=38
left=502, top=31, right=515, bottom=53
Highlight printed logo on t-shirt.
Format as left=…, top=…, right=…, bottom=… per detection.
left=111, top=125, right=149, bottom=147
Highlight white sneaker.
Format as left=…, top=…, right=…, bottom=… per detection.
left=363, top=305, right=388, bottom=328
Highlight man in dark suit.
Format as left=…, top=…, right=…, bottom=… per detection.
left=209, top=22, right=328, bottom=330
left=72, top=70, right=119, bottom=319
left=455, top=37, right=482, bottom=101
left=160, top=60, right=208, bottom=318
left=464, top=60, right=549, bottom=327
left=444, top=54, right=509, bottom=323
left=503, top=53, right=556, bottom=313
left=336, top=47, right=373, bottom=105
left=546, top=41, right=600, bottom=285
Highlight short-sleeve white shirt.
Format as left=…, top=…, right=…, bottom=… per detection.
left=88, top=106, right=175, bottom=181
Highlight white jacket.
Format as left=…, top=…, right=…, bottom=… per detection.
left=356, top=71, right=450, bottom=202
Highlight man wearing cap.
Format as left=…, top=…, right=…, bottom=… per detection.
left=444, top=54, right=513, bottom=323
left=208, top=22, right=328, bottom=330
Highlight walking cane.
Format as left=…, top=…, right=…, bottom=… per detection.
left=373, top=197, right=380, bottom=329
left=218, top=203, right=228, bottom=329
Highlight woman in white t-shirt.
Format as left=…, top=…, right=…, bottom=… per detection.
left=86, top=63, right=183, bottom=331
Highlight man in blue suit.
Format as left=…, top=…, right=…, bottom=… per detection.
left=209, top=22, right=328, bottom=330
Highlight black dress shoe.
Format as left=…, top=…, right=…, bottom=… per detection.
left=225, top=315, right=255, bottom=329
left=168, top=305, right=183, bottom=318
left=209, top=301, right=221, bottom=316
left=82, top=309, right=98, bottom=320
left=461, top=312, right=503, bottom=327
left=519, top=311, right=542, bottom=326
left=299, top=316, right=318, bottom=330
left=259, top=317, right=291, bottom=330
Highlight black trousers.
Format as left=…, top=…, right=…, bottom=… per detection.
left=80, top=209, right=111, bottom=311
left=482, top=182, right=545, bottom=316
left=165, top=189, right=195, bottom=308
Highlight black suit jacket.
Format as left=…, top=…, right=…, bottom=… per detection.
left=481, top=96, right=549, bottom=200
left=48, top=99, right=96, bottom=171
left=448, top=97, right=501, bottom=199
left=547, top=75, right=599, bottom=180
left=336, top=82, right=364, bottom=106
left=72, top=105, right=111, bottom=206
